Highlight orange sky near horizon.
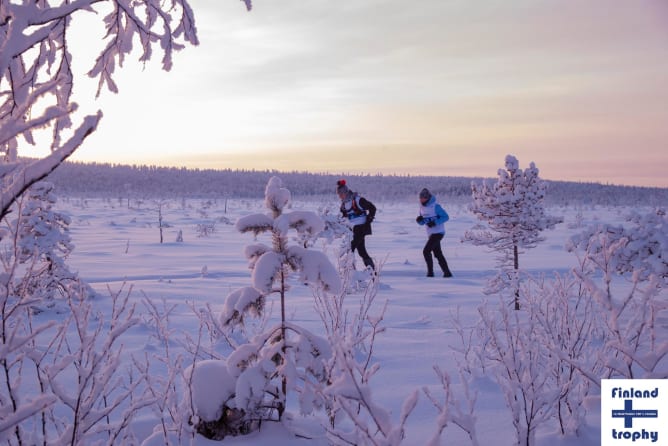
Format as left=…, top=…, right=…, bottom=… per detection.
left=28, top=0, right=667, bottom=188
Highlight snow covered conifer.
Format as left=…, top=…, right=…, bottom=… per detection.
left=463, top=155, right=562, bottom=309
left=1, top=181, right=87, bottom=306
left=16, top=182, right=73, bottom=263
left=199, top=176, right=340, bottom=439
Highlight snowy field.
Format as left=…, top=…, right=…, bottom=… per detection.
left=36, top=195, right=666, bottom=445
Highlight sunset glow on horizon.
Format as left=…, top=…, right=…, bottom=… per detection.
left=53, top=0, right=667, bottom=187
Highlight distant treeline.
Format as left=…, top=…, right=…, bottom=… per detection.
left=46, top=161, right=668, bottom=206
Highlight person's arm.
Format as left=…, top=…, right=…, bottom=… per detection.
left=434, top=204, right=449, bottom=225
left=359, top=197, right=376, bottom=222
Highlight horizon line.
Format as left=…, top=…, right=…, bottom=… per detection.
left=53, top=158, right=668, bottom=191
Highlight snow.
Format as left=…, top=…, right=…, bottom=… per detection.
left=5, top=195, right=667, bottom=445
left=251, top=250, right=284, bottom=293
left=264, top=176, right=291, bottom=216
left=220, top=287, right=264, bottom=327
left=274, top=210, right=325, bottom=238
left=186, top=360, right=236, bottom=422
left=287, top=246, right=342, bottom=294
left=235, top=213, right=273, bottom=235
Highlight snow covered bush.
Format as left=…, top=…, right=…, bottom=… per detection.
left=565, top=208, right=668, bottom=379
left=192, top=176, right=342, bottom=440
left=315, top=282, right=419, bottom=445
left=196, top=222, right=216, bottom=237
left=0, top=282, right=151, bottom=444
left=463, top=154, right=562, bottom=309
left=448, top=208, right=667, bottom=445
left=423, top=364, right=480, bottom=446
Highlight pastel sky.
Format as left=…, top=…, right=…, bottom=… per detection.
left=40, top=0, right=668, bottom=187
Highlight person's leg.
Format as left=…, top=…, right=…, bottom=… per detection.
left=431, top=233, right=453, bottom=277
left=357, top=238, right=375, bottom=270
left=352, top=226, right=375, bottom=270
left=423, top=235, right=437, bottom=276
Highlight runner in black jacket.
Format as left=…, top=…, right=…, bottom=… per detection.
left=337, top=179, right=376, bottom=271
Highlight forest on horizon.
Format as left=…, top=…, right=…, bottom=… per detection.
left=46, top=160, right=668, bottom=206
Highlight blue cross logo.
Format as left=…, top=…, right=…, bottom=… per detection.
left=612, top=399, right=658, bottom=428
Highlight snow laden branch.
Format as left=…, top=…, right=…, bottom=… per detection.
left=0, top=112, right=101, bottom=220
left=0, top=0, right=250, bottom=221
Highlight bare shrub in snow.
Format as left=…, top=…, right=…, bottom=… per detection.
left=1, top=281, right=152, bottom=444
left=312, top=263, right=421, bottom=446
left=138, top=297, right=200, bottom=446
left=463, top=154, right=562, bottom=309
left=476, top=297, right=554, bottom=446
left=423, top=365, right=480, bottom=446
left=195, top=222, right=216, bottom=238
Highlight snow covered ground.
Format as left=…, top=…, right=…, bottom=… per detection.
left=52, top=195, right=663, bottom=445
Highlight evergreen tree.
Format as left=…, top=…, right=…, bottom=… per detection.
left=463, top=155, right=562, bottom=309
left=189, top=177, right=341, bottom=439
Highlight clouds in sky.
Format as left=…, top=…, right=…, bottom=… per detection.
left=53, top=0, right=668, bottom=186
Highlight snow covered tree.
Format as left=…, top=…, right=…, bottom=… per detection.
left=0, top=0, right=252, bottom=221
left=463, top=154, right=562, bottom=309
left=0, top=181, right=89, bottom=309
left=189, top=176, right=340, bottom=439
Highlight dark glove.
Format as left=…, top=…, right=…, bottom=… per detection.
left=416, top=216, right=424, bottom=223
left=427, top=221, right=436, bottom=227
left=367, top=216, right=374, bottom=224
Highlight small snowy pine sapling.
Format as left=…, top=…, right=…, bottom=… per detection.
left=463, top=155, right=562, bottom=309
left=201, top=177, right=341, bottom=439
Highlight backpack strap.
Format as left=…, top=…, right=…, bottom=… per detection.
left=351, top=193, right=364, bottom=212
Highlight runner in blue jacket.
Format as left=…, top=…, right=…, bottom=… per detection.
left=416, top=188, right=453, bottom=277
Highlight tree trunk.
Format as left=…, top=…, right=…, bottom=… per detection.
left=513, top=244, right=520, bottom=310
left=279, top=268, right=287, bottom=420
left=158, top=205, right=164, bottom=244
